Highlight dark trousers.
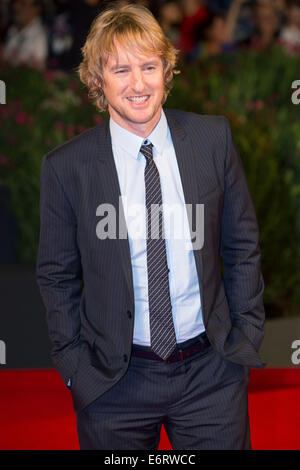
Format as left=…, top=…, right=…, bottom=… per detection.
left=76, top=334, right=251, bottom=450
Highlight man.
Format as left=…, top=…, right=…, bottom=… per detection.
left=36, top=4, right=265, bottom=450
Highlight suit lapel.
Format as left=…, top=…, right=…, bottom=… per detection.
left=95, top=120, right=134, bottom=300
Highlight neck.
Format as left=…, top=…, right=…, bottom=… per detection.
left=108, top=107, right=162, bottom=138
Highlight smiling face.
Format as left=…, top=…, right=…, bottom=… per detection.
left=100, top=41, right=165, bottom=137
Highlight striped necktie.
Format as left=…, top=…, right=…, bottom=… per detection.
left=140, top=141, right=177, bottom=360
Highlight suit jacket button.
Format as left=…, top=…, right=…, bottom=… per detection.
left=123, top=354, right=128, bottom=362
left=127, top=310, right=132, bottom=319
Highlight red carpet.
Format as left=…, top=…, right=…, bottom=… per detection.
left=0, top=368, right=299, bottom=450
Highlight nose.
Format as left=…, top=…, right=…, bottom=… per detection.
left=130, top=69, right=145, bottom=93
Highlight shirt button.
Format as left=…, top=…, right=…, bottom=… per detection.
left=123, top=354, right=128, bottom=362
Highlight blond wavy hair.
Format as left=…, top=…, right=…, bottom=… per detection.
left=78, top=3, right=179, bottom=112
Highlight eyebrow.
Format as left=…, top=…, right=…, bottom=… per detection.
left=109, top=60, right=160, bottom=72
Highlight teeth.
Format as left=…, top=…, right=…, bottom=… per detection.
left=127, top=96, right=149, bottom=103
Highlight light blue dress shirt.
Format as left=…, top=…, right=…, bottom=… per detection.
left=110, top=110, right=205, bottom=345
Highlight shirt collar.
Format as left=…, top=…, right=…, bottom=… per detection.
left=109, top=109, right=168, bottom=160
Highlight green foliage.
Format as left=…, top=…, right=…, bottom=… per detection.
left=167, top=48, right=300, bottom=316
left=0, top=47, right=299, bottom=317
left=0, top=66, right=106, bottom=263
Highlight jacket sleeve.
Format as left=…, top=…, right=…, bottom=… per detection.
left=36, top=155, right=83, bottom=385
left=220, top=118, right=265, bottom=351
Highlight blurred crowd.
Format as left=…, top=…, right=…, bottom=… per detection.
left=0, top=0, right=300, bottom=71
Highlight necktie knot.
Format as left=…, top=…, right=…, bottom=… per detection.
left=140, top=142, right=153, bottom=163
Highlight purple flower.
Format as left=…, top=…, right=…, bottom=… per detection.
left=55, top=121, right=64, bottom=132
left=77, top=125, right=86, bottom=134
left=0, top=155, right=9, bottom=167
left=93, top=115, right=104, bottom=125
left=66, top=124, right=75, bottom=138
left=0, top=107, right=10, bottom=118
left=15, top=112, right=26, bottom=124
left=256, top=100, right=264, bottom=111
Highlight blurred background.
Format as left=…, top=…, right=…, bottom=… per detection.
left=0, top=0, right=299, bottom=369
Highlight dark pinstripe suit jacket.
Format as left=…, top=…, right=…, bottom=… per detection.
left=36, top=108, right=265, bottom=411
